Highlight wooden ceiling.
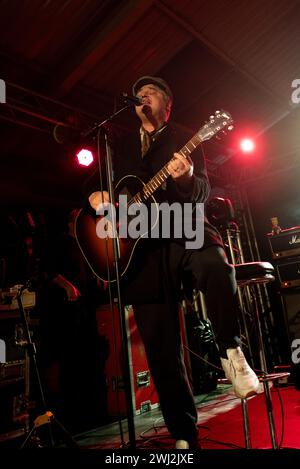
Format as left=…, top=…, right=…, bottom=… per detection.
left=1, top=0, right=300, bottom=208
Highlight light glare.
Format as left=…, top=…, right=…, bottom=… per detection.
left=240, top=138, right=255, bottom=153
left=76, top=148, right=93, bottom=166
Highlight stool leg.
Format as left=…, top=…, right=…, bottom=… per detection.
left=241, top=398, right=251, bottom=449
left=263, top=380, right=277, bottom=448
left=252, top=287, right=278, bottom=449
left=237, top=287, right=255, bottom=368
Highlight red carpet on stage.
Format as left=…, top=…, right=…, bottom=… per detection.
left=198, top=386, right=300, bottom=449
left=74, top=385, right=300, bottom=451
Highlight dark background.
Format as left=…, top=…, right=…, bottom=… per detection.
left=1, top=0, right=300, bottom=359
left=2, top=2, right=300, bottom=439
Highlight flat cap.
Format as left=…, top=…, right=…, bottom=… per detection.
left=132, top=76, right=173, bottom=101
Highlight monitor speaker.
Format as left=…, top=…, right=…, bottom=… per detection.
left=281, top=288, right=300, bottom=343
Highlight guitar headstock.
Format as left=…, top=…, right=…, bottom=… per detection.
left=197, top=110, right=234, bottom=142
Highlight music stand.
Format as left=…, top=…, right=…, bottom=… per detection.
left=15, top=282, right=79, bottom=448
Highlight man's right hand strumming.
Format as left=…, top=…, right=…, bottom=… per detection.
left=88, top=191, right=110, bottom=211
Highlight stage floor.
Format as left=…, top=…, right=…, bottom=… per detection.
left=72, top=384, right=300, bottom=450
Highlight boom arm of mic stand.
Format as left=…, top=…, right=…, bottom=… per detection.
left=81, top=104, right=132, bottom=138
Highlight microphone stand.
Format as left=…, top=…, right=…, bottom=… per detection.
left=16, top=282, right=78, bottom=448
left=82, top=96, right=134, bottom=138
left=83, top=102, right=136, bottom=449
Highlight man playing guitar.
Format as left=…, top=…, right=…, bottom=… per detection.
left=83, top=76, right=261, bottom=449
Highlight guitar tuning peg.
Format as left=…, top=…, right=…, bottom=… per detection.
left=209, top=115, right=214, bottom=120
left=227, top=125, right=234, bottom=131
left=215, top=110, right=220, bottom=115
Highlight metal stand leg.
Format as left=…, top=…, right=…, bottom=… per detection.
left=251, top=286, right=278, bottom=449
left=241, top=398, right=251, bottom=449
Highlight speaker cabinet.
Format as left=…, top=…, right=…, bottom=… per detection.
left=0, top=314, right=28, bottom=441
left=281, top=288, right=300, bottom=343
left=0, top=316, right=26, bottom=363
left=277, top=257, right=300, bottom=288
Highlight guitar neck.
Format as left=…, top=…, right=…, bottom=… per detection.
left=133, top=133, right=202, bottom=203
left=129, top=110, right=233, bottom=204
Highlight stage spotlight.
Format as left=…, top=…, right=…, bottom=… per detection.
left=240, top=138, right=255, bottom=153
left=76, top=148, right=94, bottom=166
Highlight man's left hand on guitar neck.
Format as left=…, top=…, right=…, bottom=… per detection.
left=168, top=152, right=194, bottom=189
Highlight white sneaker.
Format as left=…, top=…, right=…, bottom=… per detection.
left=221, top=347, right=263, bottom=398
left=175, top=440, right=189, bottom=449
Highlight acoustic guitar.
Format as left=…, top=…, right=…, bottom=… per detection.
left=75, top=110, right=233, bottom=282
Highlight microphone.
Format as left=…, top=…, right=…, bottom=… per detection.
left=121, top=92, right=143, bottom=106
left=55, top=94, right=144, bottom=143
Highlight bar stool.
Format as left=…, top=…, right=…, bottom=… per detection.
left=234, top=261, right=290, bottom=449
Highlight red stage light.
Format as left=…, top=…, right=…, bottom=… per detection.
left=240, top=138, right=255, bottom=153
left=76, top=148, right=94, bottom=166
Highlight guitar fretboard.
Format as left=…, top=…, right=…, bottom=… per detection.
left=130, top=133, right=202, bottom=204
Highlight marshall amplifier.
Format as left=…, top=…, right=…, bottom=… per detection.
left=267, top=226, right=300, bottom=260
left=277, top=259, right=300, bottom=288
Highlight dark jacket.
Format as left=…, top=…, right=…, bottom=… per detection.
left=83, top=123, right=223, bottom=303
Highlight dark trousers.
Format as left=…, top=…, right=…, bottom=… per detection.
left=133, top=243, right=240, bottom=441
left=169, top=243, right=241, bottom=357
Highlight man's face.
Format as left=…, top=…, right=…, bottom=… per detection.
left=135, top=84, right=170, bottom=122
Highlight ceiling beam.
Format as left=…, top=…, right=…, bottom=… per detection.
left=155, top=0, right=288, bottom=110
left=55, top=0, right=154, bottom=96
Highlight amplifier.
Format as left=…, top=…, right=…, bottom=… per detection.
left=277, top=258, right=300, bottom=288
left=0, top=316, right=26, bottom=363
left=267, top=226, right=300, bottom=260
left=0, top=360, right=25, bottom=383
left=281, top=289, right=300, bottom=343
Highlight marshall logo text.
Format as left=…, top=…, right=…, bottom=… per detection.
left=289, top=235, right=300, bottom=245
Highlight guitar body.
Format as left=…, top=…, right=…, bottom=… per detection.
left=75, top=175, right=158, bottom=282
